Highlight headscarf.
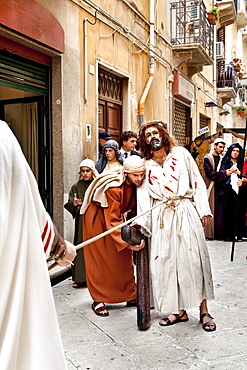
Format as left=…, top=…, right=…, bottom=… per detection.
left=221, top=143, right=243, bottom=171
left=78, top=158, right=99, bottom=180
left=123, top=155, right=146, bottom=173
left=81, top=156, right=146, bottom=213
left=95, top=140, right=124, bottom=173
left=0, top=121, right=67, bottom=369
left=220, top=143, right=243, bottom=191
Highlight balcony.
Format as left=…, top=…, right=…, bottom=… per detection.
left=218, top=1, right=237, bottom=27
left=236, top=8, right=247, bottom=30
left=216, top=64, right=238, bottom=105
left=170, top=0, right=214, bottom=77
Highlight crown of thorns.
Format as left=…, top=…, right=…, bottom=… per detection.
left=139, top=121, right=167, bottom=136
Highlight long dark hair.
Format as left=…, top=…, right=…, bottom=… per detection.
left=138, top=121, right=174, bottom=160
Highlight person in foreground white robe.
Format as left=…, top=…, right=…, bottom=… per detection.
left=136, top=121, right=216, bottom=332
left=0, top=120, right=75, bottom=370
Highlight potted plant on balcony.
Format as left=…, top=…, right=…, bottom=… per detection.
left=207, top=4, right=222, bottom=25
left=233, top=60, right=242, bottom=72
left=236, top=106, right=247, bottom=116
left=234, top=63, right=241, bottom=72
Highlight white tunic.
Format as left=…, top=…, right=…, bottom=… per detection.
left=137, top=146, right=214, bottom=313
left=0, top=121, right=67, bottom=370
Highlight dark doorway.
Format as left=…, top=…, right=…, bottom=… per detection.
left=0, top=96, right=52, bottom=212
left=0, top=50, right=52, bottom=213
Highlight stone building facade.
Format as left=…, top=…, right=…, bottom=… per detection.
left=0, top=0, right=246, bottom=238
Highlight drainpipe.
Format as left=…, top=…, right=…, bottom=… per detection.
left=212, top=24, right=217, bottom=130
left=84, top=18, right=89, bottom=104
left=138, top=0, right=155, bottom=126
left=84, top=12, right=97, bottom=104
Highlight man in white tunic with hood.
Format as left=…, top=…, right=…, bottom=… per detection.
left=0, top=120, right=76, bottom=369
left=136, top=121, right=216, bottom=332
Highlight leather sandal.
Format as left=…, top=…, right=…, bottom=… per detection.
left=200, top=313, right=216, bottom=332
left=126, top=299, right=137, bottom=307
left=72, top=282, right=86, bottom=288
left=159, top=310, right=188, bottom=326
left=91, top=302, right=109, bottom=317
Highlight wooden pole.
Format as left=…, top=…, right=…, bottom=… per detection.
left=136, top=237, right=151, bottom=330
left=48, top=199, right=165, bottom=270
left=230, top=117, right=247, bottom=261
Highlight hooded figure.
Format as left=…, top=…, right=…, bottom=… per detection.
left=220, top=143, right=247, bottom=241
left=77, top=158, right=99, bottom=180
left=95, top=139, right=124, bottom=173
left=64, top=159, right=99, bottom=287
left=220, top=143, right=243, bottom=176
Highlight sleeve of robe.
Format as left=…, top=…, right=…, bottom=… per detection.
left=25, top=163, right=56, bottom=259
left=242, top=161, right=247, bottom=178
left=204, top=157, right=227, bottom=183
left=104, top=187, right=129, bottom=252
left=64, top=184, right=80, bottom=218
left=136, top=176, right=153, bottom=237
left=184, top=149, right=213, bottom=219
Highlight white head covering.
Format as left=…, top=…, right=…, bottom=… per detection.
left=123, top=156, right=145, bottom=173
left=81, top=156, right=146, bottom=214
left=0, top=121, right=66, bottom=369
left=214, top=138, right=225, bottom=145
left=78, top=158, right=99, bottom=179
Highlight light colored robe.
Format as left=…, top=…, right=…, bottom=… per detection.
left=0, top=121, right=67, bottom=370
left=137, top=146, right=214, bottom=313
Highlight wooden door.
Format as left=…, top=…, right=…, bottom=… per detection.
left=98, top=69, right=123, bottom=143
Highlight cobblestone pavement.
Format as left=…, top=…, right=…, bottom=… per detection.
left=52, top=240, right=247, bottom=370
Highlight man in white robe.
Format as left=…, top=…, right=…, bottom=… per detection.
left=136, top=121, right=216, bottom=332
left=0, top=120, right=76, bottom=369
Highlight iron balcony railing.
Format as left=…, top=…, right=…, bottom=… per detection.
left=217, top=63, right=239, bottom=91
left=170, top=0, right=214, bottom=60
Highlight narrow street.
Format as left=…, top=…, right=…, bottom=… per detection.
left=53, top=240, right=247, bottom=369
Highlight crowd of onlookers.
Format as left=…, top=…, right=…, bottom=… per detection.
left=65, top=131, right=247, bottom=291
left=202, top=137, right=247, bottom=242
left=64, top=130, right=142, bottom=288
left=2, top=120, right=223, bottom=368
left=64, top=122, right=216, bottom=331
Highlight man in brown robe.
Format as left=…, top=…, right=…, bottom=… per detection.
left=82, top=156, right=146, bottom=316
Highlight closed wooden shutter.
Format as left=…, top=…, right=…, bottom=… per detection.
left=199, top=114, right=209, bottom=129
left=216, top=27, right=226, bottom=88
left=217, top=26, right=225, bottom=43
left=174, top=100, right=186, bottom=146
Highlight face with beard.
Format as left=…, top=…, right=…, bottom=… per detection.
left=144, top=126, right=164, bottom=151
left=125, top=171, right=145, bottom=187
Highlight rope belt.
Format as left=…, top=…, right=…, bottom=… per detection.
left=159, top=197, right=188, bottom=237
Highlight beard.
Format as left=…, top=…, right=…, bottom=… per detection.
left=149, top=138, right=164, bottom=151
left=125, top=174, right=143, bottom=187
